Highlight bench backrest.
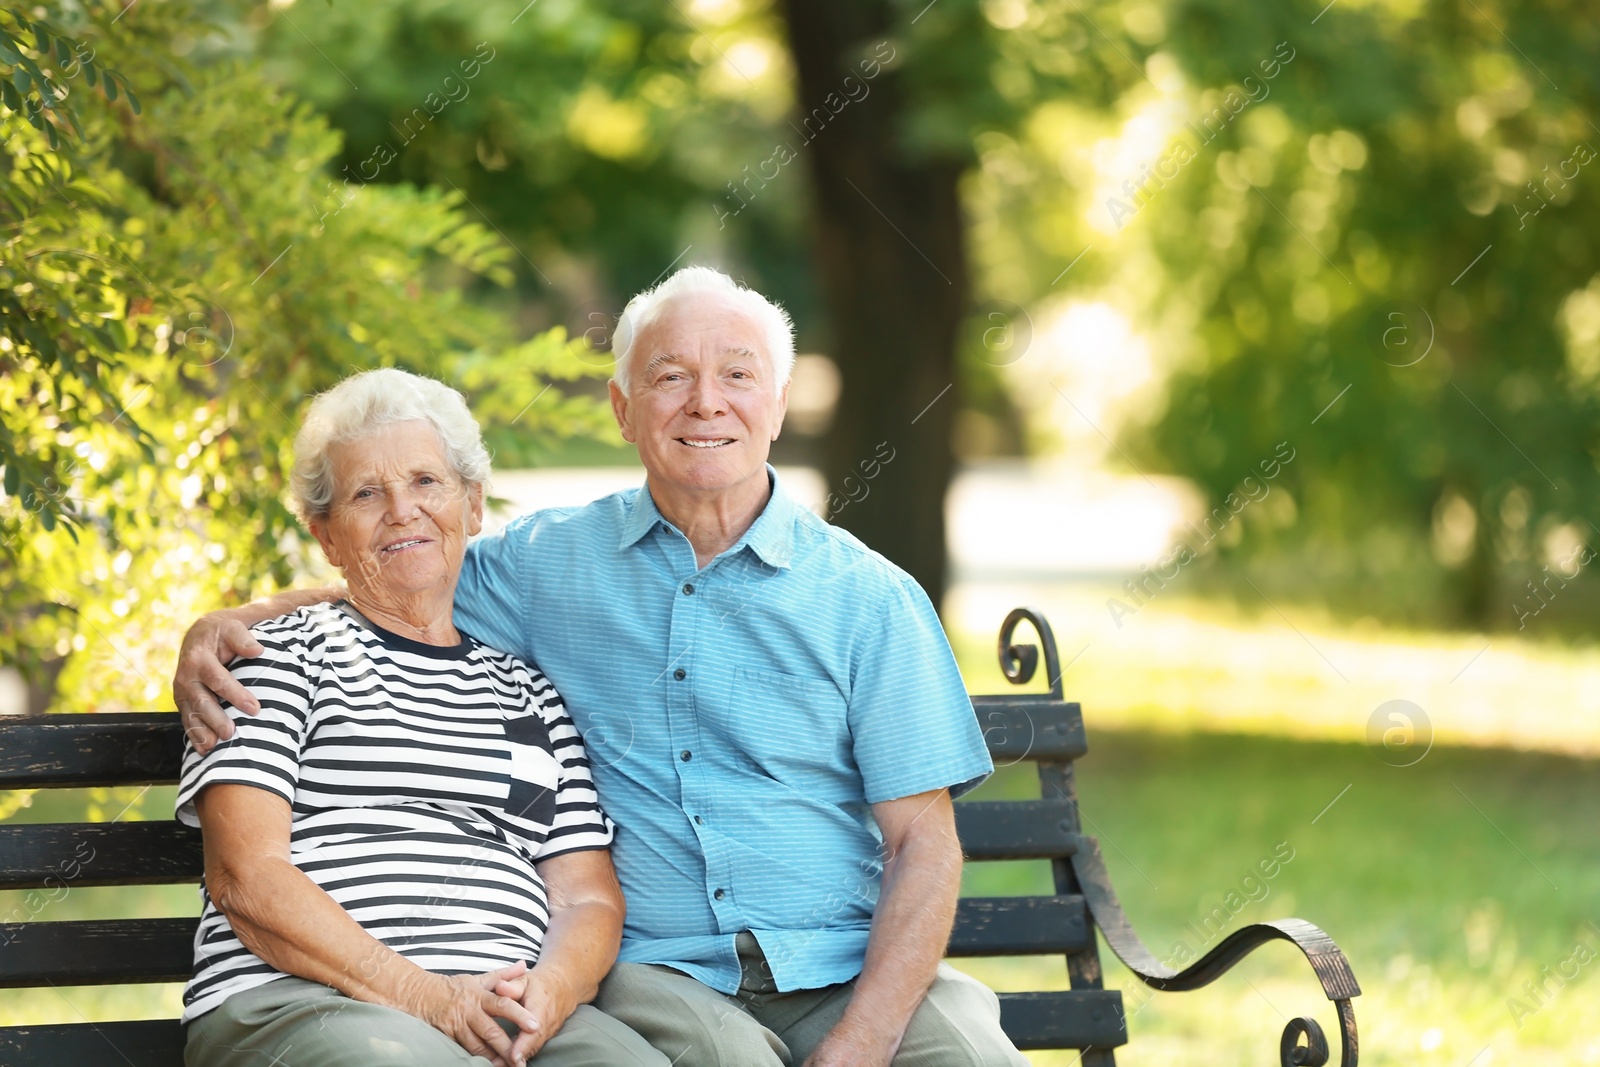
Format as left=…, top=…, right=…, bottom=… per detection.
left=0, top=607, right=1123, bottom=1062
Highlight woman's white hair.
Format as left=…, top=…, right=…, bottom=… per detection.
left=291, top=368, right=490, bottom=522
left=611, top=266, right=795, bottom=395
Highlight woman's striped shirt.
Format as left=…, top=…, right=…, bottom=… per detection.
left=175, top=601, right=614, bottom=1022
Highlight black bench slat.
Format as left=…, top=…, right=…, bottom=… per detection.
left=997, top=990, right=1127, bottom=1050
left=0, top=1019, right=184, bottom=1067
left=970, top=696, right=1087, bottom=763
left=0, top=918, right=197, bottom=987
left=947, top=895, right=1089, bottom=956
left=0, top=902, right=1095, bottom=986
left=0, top=714, right=184, bottom=789
left=0, top=823, right=203, bottom=890
left=955, top=801, right=1079, bottom=860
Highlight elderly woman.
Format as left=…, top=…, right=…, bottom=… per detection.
left=177, top=369, right=665, bottom=1067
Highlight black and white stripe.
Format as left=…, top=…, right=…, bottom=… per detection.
left=176, top=601, right=613, bottom=1022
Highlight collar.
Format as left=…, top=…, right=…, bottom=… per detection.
left=619, top=463, right=797, bottom=570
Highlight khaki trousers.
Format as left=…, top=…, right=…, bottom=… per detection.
left=593, top=934, right=1030, bottom=1067
left=184, top=975, right=669, bottom=1067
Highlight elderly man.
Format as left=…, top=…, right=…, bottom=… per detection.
left=176, top=267, right=1028, bottom=1067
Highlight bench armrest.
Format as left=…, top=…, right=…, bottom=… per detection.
left=1070, top=835, right=1361, bottom=1067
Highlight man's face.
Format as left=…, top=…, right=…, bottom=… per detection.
left=610, top=294, right=789, bottom=497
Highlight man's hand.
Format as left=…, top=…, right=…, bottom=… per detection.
left=174, top=610, right=263, bottom=754
left=173, top=587, right=341, bottom=754
left=410, top=963, right=541, bottom=1067
left=801, top=1017, right=899, bottom=1067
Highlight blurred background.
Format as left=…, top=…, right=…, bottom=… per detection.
left=2, top=0, right=1596, bottom=1062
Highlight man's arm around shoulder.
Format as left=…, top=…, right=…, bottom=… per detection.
left=173, top=587, right=342, bottom=753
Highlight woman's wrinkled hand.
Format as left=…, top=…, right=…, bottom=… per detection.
left=409, top=962, right=542, bottom=1067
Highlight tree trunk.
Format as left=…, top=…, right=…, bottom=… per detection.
left=779, top=0, right=970, bottom=610
left=1458, top=501, right=1496, bottom=629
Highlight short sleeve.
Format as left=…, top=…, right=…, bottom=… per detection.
left=174, top=626, right=315, bottom=827
left=847, top=577, right=992, bottom=804
left=534, top=692, right=615, bottom=861
left=456, top=519, right=534, bottom=664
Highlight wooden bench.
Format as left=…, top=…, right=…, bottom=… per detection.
left=0, top=607, right=1360, bottom=1065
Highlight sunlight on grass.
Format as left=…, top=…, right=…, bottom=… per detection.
left=948, top=580, right=1600, bottom=756
left=949, top=732, right=1597, bottom=1066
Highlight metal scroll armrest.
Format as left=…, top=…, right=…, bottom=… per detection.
left=1070, top=835, right=1362, bottom=1067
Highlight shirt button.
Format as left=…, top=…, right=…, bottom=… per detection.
left=680, top=750, right=692, bottom=762
left=682, top=583, right=695, bottom=595
left=673, top=668, right=686, bottom=681
left=694, top=815, right=704, bottom=825
left=713, top=888, right=726, bottom=900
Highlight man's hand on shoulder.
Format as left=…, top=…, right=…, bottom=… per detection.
left=174, top=609, right=264, bottom=753
left=173, top=587, right=341, bottom=754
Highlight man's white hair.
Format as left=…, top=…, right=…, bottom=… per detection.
left=291, top=368, right=491, bottom=522
left=611, top=266, right=795, bottom=395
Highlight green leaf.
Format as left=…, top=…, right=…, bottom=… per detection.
left=32, top=23, right=48, bottom=53
left=2, top=464, right=18, bottom=496
left=82, top=58, right=96, bottom=87
left=103, top=74, right=116, bottom=102
left=38, top=505, right=55, bottom=531
left=123, top=84, right=139, bottom=115
left=0, top=78, right=20, bottom=112
left=17, top=52, right=46, bottom=85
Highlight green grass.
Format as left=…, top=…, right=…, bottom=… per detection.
left=951, top=730, right=1598, bottom=1066
left=945, top=582, right=1600, bottom=757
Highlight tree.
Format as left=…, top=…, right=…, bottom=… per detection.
left=779, top=1, right=975, bottom=602
left=0, top=0, right=608, bottom=714
left=940, top=0, right=1600, bottom=630
left=244, top=0, right=1115, bottom=607
left=1122, top=0, right=1600, bottom=627
left=248, top=0, right=813, bottom=340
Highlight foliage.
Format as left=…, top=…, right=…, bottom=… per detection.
left=0, top=5, right=138, bottom=148
left=962, top=0, right=1600, bottom=627
left=245, top=0, right=805, bottom=321
left=1128, top=0, right=1600, bottom=628
left=243, top=0, right=1157, bottom=494
left=0, top=0, right=609, bottom=712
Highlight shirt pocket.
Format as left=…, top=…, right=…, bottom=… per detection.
left=503, top=713, right=560, bottom=828
left=726, top=666, right=850, bottom=776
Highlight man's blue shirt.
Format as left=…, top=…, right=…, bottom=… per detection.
left=453, top=467, right=992, bottom=995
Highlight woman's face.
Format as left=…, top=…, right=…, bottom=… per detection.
left=309, top=420, right=483, bottom=604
